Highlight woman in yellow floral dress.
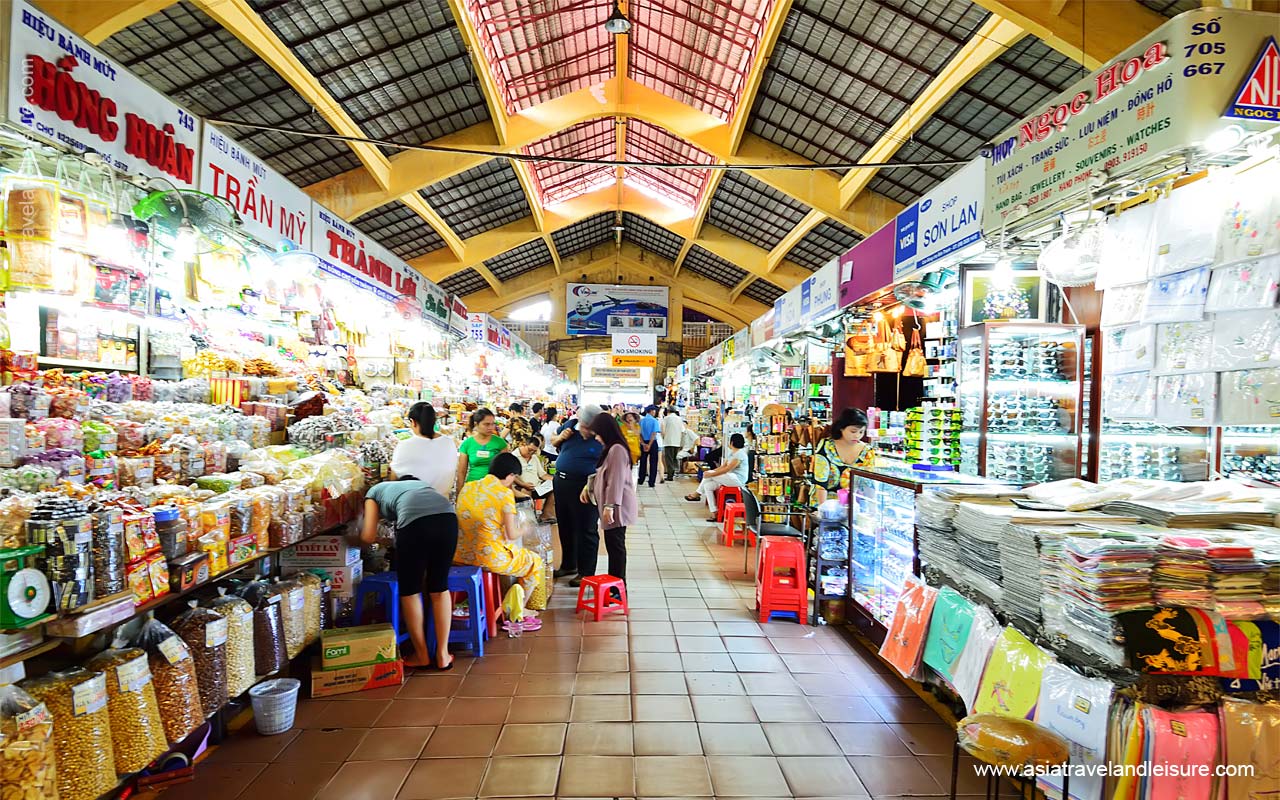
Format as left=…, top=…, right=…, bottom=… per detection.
left=455, top=452, right=548, bottom=610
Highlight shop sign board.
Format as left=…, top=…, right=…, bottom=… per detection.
left=750, top=310, right=771, bottom=347
left=448, top=296, right=469, bottom=338
left=838, top=221, right=896, bottom=308
left=773, top=288, right=802, bottom=336
left=893, top=160, right=984, bottom=280
left=698, top=343, right=721, bottom=375
left=611, top=333, right=657, bottom=367
left=805, top=260, right=839, bottom=322
left=591, top=367, right=642, bottom=381
left=4, top=0, right=202, bottom=186
left=729, top=328, right=751, bottom=363
left=469, top=313, right=485, bottom=344
left=983, top=8, right=1280, bottom=230
left=199, top=124, right=310, bottom=247
left=485, top=316, right=502, bottom=351
left=498, top=325, right=512, bottom=354
left=566, top=283, right=669, bottom=336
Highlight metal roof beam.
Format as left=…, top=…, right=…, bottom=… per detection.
left=766, top=210, right=826, bottom=273
left=40, top=0, right=177, bottom=44
left=966, top=0, right=1165, bottom=69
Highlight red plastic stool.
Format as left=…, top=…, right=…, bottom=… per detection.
left=575, top=575, right=629, bottom=622
left=482, top=570, right=505, bottom=639
left=714, top=485, right=744, bottom=521
left=721, top=502, right=754, bottom=547
left=756, top=535, right=807, bottom=623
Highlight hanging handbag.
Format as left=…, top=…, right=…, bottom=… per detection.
left=891, top=319, right=907, bottom=351
left=871, top=319, right=902, bottom=373
left=903, top=328, right=928, bottom=377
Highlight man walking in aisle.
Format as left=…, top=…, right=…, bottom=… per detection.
left=661, top=407, right=685, bottom=482
left=549, top=404, right=603, bottom=581
left=637, top=405, right=661, bottom=488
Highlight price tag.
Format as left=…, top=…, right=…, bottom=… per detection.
left=206, top=617, right=229, bottom=648
left=158, top=635, right=190, bottom=665
left=16, top=703, right=50, bottom=733
left=288, top=588, right=305, bottom=612
left=240, top=610, right=255, bottom=626
left=72, top=674, right=108, bottom=716
left=117, top=654, right=152, bottom=694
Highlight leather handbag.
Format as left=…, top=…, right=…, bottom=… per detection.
left=903, top=328, right=928, bottom=377
left=844, top=329, right=872, bottom=377
left=871, top=319, right=902, bottom=373
left=891, top=319, right=907, bottom=351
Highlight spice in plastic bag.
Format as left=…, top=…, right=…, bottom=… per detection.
left=240, top=581, right=286, bottom=676
left=0, top=681, right=57, bottom=800
left=296, top=572, right=323, bottom=646
left=130, top=616, right=201, bottom=743
left=22, top=668, right=115, bottom=800
left=85, top=645, right=167, bottom=774
left=275, top=578, right=306, bottom=660
left=172, top=602, right=228, bottom=718
left=209, top=588, right=255, bottom=697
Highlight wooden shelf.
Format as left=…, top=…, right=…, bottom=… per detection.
left=0, top=640, right=59, bottom=670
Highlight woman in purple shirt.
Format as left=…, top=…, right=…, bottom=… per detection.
left=583, top=412, right=637, bottom=583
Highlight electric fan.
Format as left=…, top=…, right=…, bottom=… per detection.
left=1038, top=214, right=1106, bottom=287
left=893, top=269, right=955, bottom=311
left=132, top=189, right=239, bottom=255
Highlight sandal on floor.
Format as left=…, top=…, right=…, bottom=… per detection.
left=684, top=494, right=701, bottom=502
left=520, top=617, right=543, bottom=631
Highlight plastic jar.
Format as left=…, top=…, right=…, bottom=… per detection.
left=151, top=506, right=187, bottom=562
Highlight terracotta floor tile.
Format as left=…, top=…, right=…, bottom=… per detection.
left=777, top=756, right=868, bottom=797
left=293, top=700, right=333, bottom=729
left=569, top=694, right=633, bottom=722
left=160, top=761, right=265, bottom=800
left=277, top=729, right=362, bottom=762
left=629, top=634, right=678, bottom=652
left=581, top=620, right=628, bottom=635
left=890, top=723, right=957, bottom=756
left=457, top=673, right=520, bottom=697
left=468, top=654, right=528, bottom=674
left=507, top=695, right=572, bottom=723
left=812, top=696, right=883, bottom=723
left=849, top=755, right=946, bottom=796
left=238, top=761, right=341, bottom=800
left=207, top=729, right=299, bottom=763
left=516, top=672, right=576, bottom=695
left=441, top=696, right=512, bottom=725
left=685, top=672, right=746, bottom=695
left=730, top=653, right=788, bottom=672
left=631, top=651, right=685, bottom=671
left=316, top=760, right=412, bottom=800
left=627, top=608, right=671, bottom=621
left=866, top=693, right=946, bottom=725
left=668, top=608, right=713, bottom=621
left=418, top=724, right=502, bottom=758
left=783, top=654, right=840, bottom=673
left=633, top=694, right=694, bottom=721
left=795, top=673, right=862, bottom=697
left=579, top=634, right=629, bottom=652
left=397, top=675, right=464, bottom=698
left=717, top=621, right=764, bottom=637
left=478, top=755, right=561, bottom=797
left=633, top=722, right=703, bottom=755
left=723, top=636, right=775, bottom=654
left=681, top=652, right=736, bottom=671
left=375, top=698, right=450, bottom=727
left=311, top=699, right=391, bottom=728
left=573, top=672, right=630, bottom=694
left=529, top=636, right=582, bottom=653
left=557, top=755, right=635, bottom=797
left=524, top=653, right=581, bottom=673
left=762, top=722, right=843, bottom=756
left=565, top=722, right=634, bottom=755
left=635, top=755, right=713, bottom=797
left=493, top=723, right=567, bottom=756
left=630, top=671, right=688, bottom=695
left=706, top=756, right=791, bottom=796
left=827, top=723, right=915, bottom=757
left=770, top=637, right=826, bottom=655
left=673, top=621, right=720, bottom=636
left=697, top=723, right=773, bottom=755
left=576, top=652, right=629, bottom=672
left=739, top=673, right=804, bottom=696
left=629, top=620, right=675, bottom=636
left=398, top=757, right=488, bottom=799
left=691, top=694, right=758, bottom=722
left=750, top=695, right=820, bottom=722
left=349, top=727, right=434, bottom=760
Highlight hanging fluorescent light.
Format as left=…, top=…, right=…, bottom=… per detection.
left=1205, top=124, right=1245, bottom=154
left=603, top=1, right=631, bottom=34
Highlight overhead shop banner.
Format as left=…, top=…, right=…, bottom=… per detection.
left=727, top=328, right=751, bottom=363
left=804, top=260, right=840, bottom=322
left=697, top=343, right=721, bottom=375
left=5, top=0, right=201, bottom=186
left=773, top=285, right=803, bottom=337
left=447, top=296, right=469, bottom=338
left=310, top=203, right=450, bottom=329
left=611, top=332, right=657, bottom=367
left=983, top=7, right=1280, bottom=229
left=750, top=308, right=775, bottom=347
left=893, top=160, right=984, bottom=280
left=566, top=283, right=669, bottom=337
left=199, top=124, right=310, bottom=247
left=838, top=221, right=896, bottom=308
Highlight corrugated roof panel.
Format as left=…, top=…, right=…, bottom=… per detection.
left=352, top=203, right=448, bottom=260
left=487, top=239, right=553, bottom=281
left=525, top=120, right=617, bottom=206
left=706, top=171, right=810, bottom=251
left=742, top=278, right=785, bottom=305
left=1138, top=0, right=1198, bottom=17
left=552, top=214, right=616, bottom=258
left=789, top=219, right=861, bottom=271
left=624, top=121, right=715, bottom=210
left=439, top=267, right=489, bottom=296
left=622, top=213, right=685, bottom=262
left=683, top=245, right=748, bottom=288
left=421, top=160, right=533, bottom=239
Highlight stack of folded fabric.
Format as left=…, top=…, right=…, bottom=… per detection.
left=953, top=503, right=1010, bottom=603
left=1099, top=500, right=1277, bottom=528
left=999, top=524, right=1047, bottom=630
left=1057, top=534, right=1158, bottom=659
left=916, top=491, right=962, bottom=578
left=1203, top=537, right=1269, bottom=617
left=1152, top=535, right=1214, bottom=607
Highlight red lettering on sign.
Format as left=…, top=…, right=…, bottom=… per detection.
left=24, top=55, right=117, bottom=142
left=123, top=114, right=194, bottom=184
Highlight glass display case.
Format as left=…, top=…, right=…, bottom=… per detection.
left=958, top=322, right=1085, bottom=483
left=1221, top=426, right=1280, bottom=482
left=1097, top=420, right=1211, bottom=481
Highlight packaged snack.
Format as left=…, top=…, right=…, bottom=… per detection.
left=145, top=555, right=169, bottom=601
left=125, top=562, right=152, bottom=606
left=90, top=505, right=125, bottom=597
left=276, top=578, right=306, bottom=660
left=21, top=668, right=115, bottom=800
left=131, top=616, right=201, bottom=743
left=85, top=643, right=168, bottom=773
left=150, top=506, right=187, bottom=561
left=172, top=602, right=229, bottom=718
left=297, top=571, right=323, bottom=646
left=197, top=532, right=228, bottom=576
left=0, top=680, right=57, bottom=800
left=239, top=581, right=286, bottom=676
left=209, top=588, right=255, bottom=697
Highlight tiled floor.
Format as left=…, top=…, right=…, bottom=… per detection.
left=167, top=480, right=983, bottom=799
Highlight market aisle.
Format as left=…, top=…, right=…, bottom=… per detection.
left=167, top=481, right=981, bottom=800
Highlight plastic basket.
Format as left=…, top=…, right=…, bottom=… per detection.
left=248, top=678, right=301, bottom=735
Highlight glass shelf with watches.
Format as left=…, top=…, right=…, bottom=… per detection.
left=1221, top=425, right=1280, bottom=481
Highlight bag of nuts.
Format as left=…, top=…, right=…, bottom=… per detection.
left=130, top=616, right=202, bottom=744
left=274, top=577, right=306, bottom=660
left=239, top=581, right=286, bottom=676
left=296, top=572, right=323, bottom=646
left=209, top=588, right=255, bottom=698
left=172, top=602, right=229, bottom=717
left=21, top=668, right=115, bottom=800
left=0, top=680, right=58, bottom=800
left=85, top=642, right=167, bottom=774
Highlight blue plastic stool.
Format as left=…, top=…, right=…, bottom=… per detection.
left=425, top=566, right=487, bottom=657
left=354, top=572, right=408, bottom=644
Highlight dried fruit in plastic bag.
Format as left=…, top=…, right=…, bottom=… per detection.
left=0, top=680, right=58, bottom=800
left=240, top=580, right=286, bottom=676
left=172, top=602, right=229, bottom=718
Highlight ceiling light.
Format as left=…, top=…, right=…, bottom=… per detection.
left=1205, top=124, right=1245, bottom=154
left=603, top=1, right=631, bottom=34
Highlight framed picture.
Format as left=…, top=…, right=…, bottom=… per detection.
left=962, top=267, right=1047, bottom=326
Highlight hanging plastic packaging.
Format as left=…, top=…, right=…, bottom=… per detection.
left=209, top=588, right=256, bottom=698
left=240, top=581, right=286, bottom=676
left=275, top=578, right=306, bottom=660
left=21, top=668, right=115, bottom=800
left=131, top=615, right=202, bottom=743
left=85, top=644, right=168, bottom=774
left=172, top=602, right=229, bottom=718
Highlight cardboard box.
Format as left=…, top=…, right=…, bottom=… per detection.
left=283, top=561, right=362, bottom=598
left=310, top=657, right=404, bottom=698
left=320, top=623, right=398, bottom=671
left=278, top=535, right=360, bottom=567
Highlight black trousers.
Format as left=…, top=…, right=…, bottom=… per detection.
left=663, top=446, right=680, bottom=480
left=637, top=444, right=659, bottom=486
left=579, top=525, right=626, bottom=582
left=552, top=473, right=597, bottom=572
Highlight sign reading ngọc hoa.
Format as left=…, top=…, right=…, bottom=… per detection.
left=199, top=124, right=310, bottom=247
left=983, top=8, right=1280, bottom=230
left=6, top=0, right=201, bottom=186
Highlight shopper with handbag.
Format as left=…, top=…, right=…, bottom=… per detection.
left=581, top=412, right=636, bottom=583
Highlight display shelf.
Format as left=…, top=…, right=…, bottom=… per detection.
left=37, top=356, right=139, bottom=372
left=0, top=640, right=59, bottom=670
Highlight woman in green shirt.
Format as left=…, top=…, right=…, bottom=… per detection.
left=455, top=407, right=509, bottom=493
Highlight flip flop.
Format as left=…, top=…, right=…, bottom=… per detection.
left=520, top=617, right=543, bottom=631
left=434, top=657, right=455, bottom=671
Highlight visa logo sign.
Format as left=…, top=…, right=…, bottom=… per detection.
left=894, top=203, right=920, bottom=267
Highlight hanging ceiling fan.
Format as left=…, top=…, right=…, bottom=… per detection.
left=132, top=186, right=239, bottom=256
left=1037, top=212, right=1106, bottom=288
left=893, top=268, right=955, bottom=311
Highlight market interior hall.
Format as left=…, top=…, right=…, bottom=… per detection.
left=0, top=1, right=1279, bottom=799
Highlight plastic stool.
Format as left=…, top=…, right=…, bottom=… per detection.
left=354, top=572, right=408, bottom=644
left=756, top=536, right=807, bottom=623
left=426, top=565, right=487, bottom=657
left=714, top=485, right=744, bottom=521
left=575, top=575, right=629, bottom=622
left=721, top=502, right=755, bottom=547
left=483, top=570, right=505, bottom=639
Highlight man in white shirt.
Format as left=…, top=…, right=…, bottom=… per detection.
left=661, top=407, right=685, bottom=482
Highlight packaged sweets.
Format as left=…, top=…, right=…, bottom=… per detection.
left=239, top=581, right=286, bottom=677
left=268, top=512, right=304, bottom=549
left=209, top=588, right=255, bottom=697
left=131, top=616, right=201, bottom=743
left=150, top=506, right=187, bottom=562
left=276, top=578, right=306, bottom=660
left=90, top=506, right=125, bottom=597
left=0, top=680, right=57, bottom=800
left=125, top=561, right=151, bottom=606
left=172, top=602, right=228, bottom=718
left=145, top=555, right=168, bottom=601
left=0, top=494, right=36, bottom=548
left=297, top=572, right=323, bottom=646
left=197, top=532, right=228, bottom=576
left=22, top=668, right=115, bottom=800
left=85, top=644, right=167, bottom=774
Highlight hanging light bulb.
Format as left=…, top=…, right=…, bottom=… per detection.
left=174, top=219, right=197, bottom=261
left=603, top=0, right=631, bottom=34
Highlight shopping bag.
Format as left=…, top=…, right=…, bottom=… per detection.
left=903, top=329, right=927, bottom=377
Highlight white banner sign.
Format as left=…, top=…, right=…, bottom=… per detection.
left=774, top=288, right=802, bottom=336
left=199, top=124, right=310, bottom=247
left=894, top=159, right=984, bottom=280
left=804, top=260, right=840, bottom=322
left=6, top=0, right=201, bottom=186
left=611, top=332, right=657, bottom=357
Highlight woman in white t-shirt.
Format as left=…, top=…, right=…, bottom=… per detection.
left=391, top=403, right=458, bottom=498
